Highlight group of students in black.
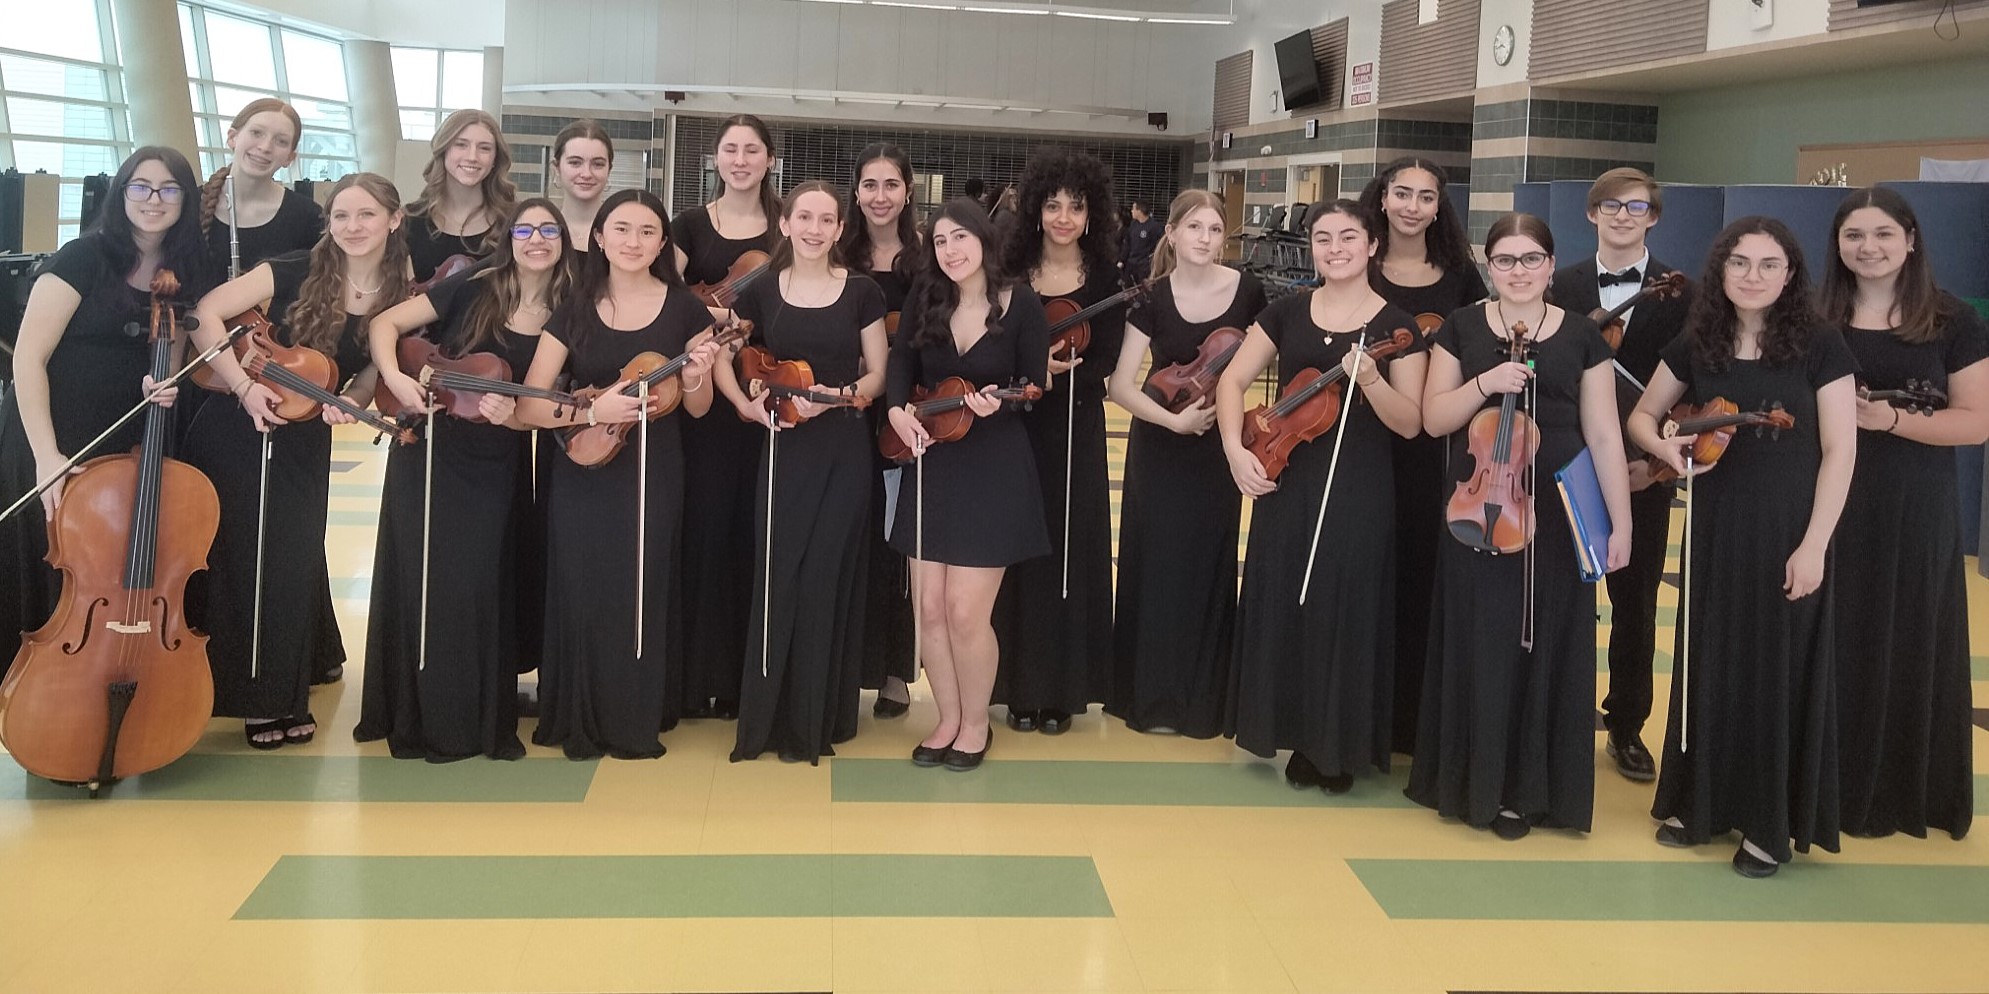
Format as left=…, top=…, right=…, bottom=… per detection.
left=0, top=98, right=1977, bottom=878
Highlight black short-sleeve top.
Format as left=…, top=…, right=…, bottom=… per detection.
left=731, top=270, right=887, bottom=389
left=1127, top=270, right=1268, bottom=367
left=1375, top=265, right=1488, bottom=322
left=869, top=267, right=913, bottom=314
left=671, top=206, right=773, bottom=287
left=1257, top=295, right=1426, bottom=391
left=886, top=285, right=1052, bottom=412
left=1434, top=306, right=1613, bottom=437
left=263, top=251, right=372, bottom=386
left=1658, top=324, right=1860, bottom=470
left=206, top=186, right=322, bottom=278
left=1842, top=293, right=1989, bottom=408
left=544, top=287, right=712, bottom=395
left=420, top=266, right=545, bottom=380
left=403, top=213, right=492, bottom=285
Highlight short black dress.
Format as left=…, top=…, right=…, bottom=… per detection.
left=1108, top=272, right=1266, bottom=736
left=1228, top=298, right=1424, bottom=776
left=533, top=287, right=711, bottom=759
left=402, top=213, right=492, bottom=285
left=1833, top=301, right=1985, bottom=840
left=729, top=273, right=888, bottom=763
left=860, top=266, right=916, bottom=690
left=1650, top=328, right=1859, bottom=863
left=992, top=268, right=1125, bottom=715
left=885, top=287, right=1051, bottom=567
left=355, top=268, right=538, bottom=761
left=182, top=252, right=369, bottom=721
left=1405, top=307, right=1611, bottom=832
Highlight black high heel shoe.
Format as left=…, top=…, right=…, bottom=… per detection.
left=943, top=727, right=992, bottom=772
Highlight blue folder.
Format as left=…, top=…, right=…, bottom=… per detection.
left=1554, top=448, right=1612, bottom=583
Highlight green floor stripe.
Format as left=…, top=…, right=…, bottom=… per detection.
left=1973, top=656, right=1989, bottom=681
left=328, top=576, right=371, bottom=599
left=235, top=854, right=1113, bottom=920
left=831, top=758, right=1417, bottom=807
left=329, top=482, right=383, bottom=498
left=1978, top=776, right=1988, bottom=815
left=1349, top=858, right=1989, bottom=923
left=0, top=755, right=596, bottom=803
left=328, top=509, right=378, bottom=527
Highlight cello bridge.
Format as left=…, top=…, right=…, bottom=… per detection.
left=106, top=620, right=153, bottom=635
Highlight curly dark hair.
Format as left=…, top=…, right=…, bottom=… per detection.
left=1357, top=156, right=1475, bottom=281
left=907, top=197, right=1009, bottom=350
left=1685, top=215, right=1819, bottom=372
left=999, top=147, right=1121, bottom=283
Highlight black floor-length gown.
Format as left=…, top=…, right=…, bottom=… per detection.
left=183, top=252, right=367, bottom=722
left=1406, top=308, right=1610, bottom=832
left=355, top=269, right=535, bottom=761
left=992, top=269, right=1124, bottom=717
left=532, top=288, right=711, bottom=759
left=730, top=274, right=887, bottom=763
left=1106, top=272, right=1266, bottom=737
left=1227, top=298, right=1422, bottom=775
left=672, top=207, right=773, bottom=715
left=1650, top=330, right=1858, bottom=863
left=1833, top=303, right=1984, bottom=840
left=1375, top=267, right=1488, bottom=754
left=860, top=267, right=916, bottom=692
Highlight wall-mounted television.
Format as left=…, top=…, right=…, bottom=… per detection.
left=1273, top=29, right=1324, bottom=111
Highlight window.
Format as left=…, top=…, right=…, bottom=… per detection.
left=179, top=2, right=356, bottom=185
left=392, top=45, right=483, bottom=141
left=0, top=0, right=127, bottom=244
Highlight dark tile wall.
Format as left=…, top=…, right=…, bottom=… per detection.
left=504, top=114, right=652, bottom=141
left=1467, top=96, right=1659, bottom=240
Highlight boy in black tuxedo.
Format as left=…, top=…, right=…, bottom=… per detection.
left=1550, top=168, right=1692, bottom=783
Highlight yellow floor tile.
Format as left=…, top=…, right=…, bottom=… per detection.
left=1116, top=917, right=1297, bottom=992
left=832, top=917, right=991, bottom=992
left=978, top=918, right=1147, bottom=992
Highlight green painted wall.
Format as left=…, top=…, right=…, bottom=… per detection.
left=1656, top=55, right=1989, bottom=184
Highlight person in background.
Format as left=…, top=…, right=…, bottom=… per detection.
left=1120, top=199, right=1164, bottom=284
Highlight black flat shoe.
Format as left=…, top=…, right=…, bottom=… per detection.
left=311, top=664, right=343, bottom=686
left=1607, top=733, right=1657, bottom=782
left=1732, top=845, right=1780, bottom=879
left=1037, top=710, right=1072, bottom=735
left=712, top=699, right=740, bottom=721
left=1492, top=813, right=1532, bottom=841
left=872, top=695, right=910, bottom=719
left=912, top=738, right=954, bottom=767
left=1654, top=822, right=1692, bottom=848
left=682, top=700, right=716, bottom=720
left=1318, top=773, right=1354, bottom=795
left=943, top=728, right=992, bottom=772
left=1005, top=709, right=1038, bottom=733
left=1283, top=752, right=1322, bottom=789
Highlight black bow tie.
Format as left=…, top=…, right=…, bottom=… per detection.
left=1599, top=267, right=1643, bottom=288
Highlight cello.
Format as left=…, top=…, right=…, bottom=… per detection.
left=1446, top=320, right=1539, bottom=555
left=0, top=272, right=218, bottom=795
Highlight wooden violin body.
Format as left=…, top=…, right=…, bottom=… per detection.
left=1647, top=397, right=1795, bottom=484
left=1043, top=296, right=1092, bottom=361
left=1142, top=326, right=1244, bottom=414
left=691, top=250, right=771, bottom=310
left=1446, top=322, right=1538, bottom=555
left=1593, top=271, right=1687, bottom=351
left=1414, top=312, right=1444, bottom=339
left=735, top=345, right=872, bottom=426
left=878, top=378, right=1044, bottom=463
left=1238, top=327, right=1417, bottom=482
left=564, top=321, right=750, bottom=467
left=379, top=337, right=514, bottom=423
left=191, top=308, right=339, bottom=423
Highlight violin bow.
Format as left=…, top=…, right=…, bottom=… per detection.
left=1679, top=452, right=1694, bottom=754
left=418, top=391, right=436, bottom=671
left=1519, top=325, right=1538, bottom=652
left=635, top=402, right=649, bottom=658
left=1297, top=328, right=1367, bottom=607
left=761, top=411, right=777, bottom=678
left=1060, top=340, right=1076, bottom=600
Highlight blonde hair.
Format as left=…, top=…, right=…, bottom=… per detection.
left=407, top=109, right=517, bottom=254
left=1149, top=189, right=1227, bottom=280
left=286, top=173, right=411, bottom=354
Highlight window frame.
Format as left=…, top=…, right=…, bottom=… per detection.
left=0, top=0, right=131, bottom=245
left=391, top=44, right=485, bottom=142
left=179, top=1, right=357, bottom=185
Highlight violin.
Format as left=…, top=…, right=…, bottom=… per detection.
left=1044, top=279, right=1156, bottom=361
left=1446, top=320, right=1539, bottom=555
left=193, top=309, right=418, bottom=444
left=1859, top=379, right=1947, bottom=415
left=1414, top=312, right=1444, bottom=339
left=379, top=338, right=584, bottom=423
left=878, top=378, right=1044, bottom=463
left=0, top=272, right=217, bottom=793
left=1239, top=327, right=1417, bottom=482
left=735, top=345, right=873, bottom=426
left=884, top=311, right=901, bottom=341
left=413, top=254, right=481, bottom=295
left=1647, top=397, right=1795, bottom=484
left=564, top=320, right=751, bottom=466
left=1592, top=271, right=1687, bottom=350
left=690, top=250, right=771, bottom=310
left=1142, top=326, right=1245, bottom=414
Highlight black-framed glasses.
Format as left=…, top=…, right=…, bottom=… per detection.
left=1597, top=199, right=1653, bottom=218
left=510, top=222, right=564, bottom=241
left=124, top=183, right=185, bottom=204
left=1488, top=251, right=1550, bottom=271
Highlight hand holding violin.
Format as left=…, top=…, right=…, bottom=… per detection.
left=1853, top=393, right=1897, bottom=432
left=589, top=382, right=655, bottom=425
left=477, top=392, right=516, bottom=425
left=1047, top=344, right=1083, bottom=378
left=788, top=387, right=853, bottom=424
left=239, top=381, right=288, bottom=433
left=1170, top=398, right=1216, bottom=436
left=379, top=368, right=437, bottom=416
left=321, top=393, right=367, bottom=426
left=962, top=386, right=1003, bottom=418
left=1643, top=431, right=1701, bottom=480
left=1474, top=360, right=1532, bottom=396
left=888, top=405, right=931, bottom=456
left=1340, top=350, right=1381, bottom=392
left=1224, top=442, right=1276, bottom=497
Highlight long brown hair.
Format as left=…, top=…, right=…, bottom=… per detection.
left=286, top=173, right=411, bottom=354
left=199, top=98, right=304, bottom=236
left=1818, top=186, right=1954, bottom=346
left=453, top=198, right=574, bottom=357
left=1149, top=189, right=1226, bottom=280
left=713, top=114, right=782, bottom=229
left=1686, top=215, right=1818, bottom=372
left=407, top=109, right=517, bottom=252
left=907, top=198, right=1009, bottom=349
left=767, top=181, right=847, bottom=275
left=841, top=142, right=919, bottom=281
left=556, top=189, right=684, bottom=359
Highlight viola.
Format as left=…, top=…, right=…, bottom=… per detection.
left=1142, top=326, right=1245, bottom=414
left=878, top=378, right=1044, bottom=463
left=564, top=320, right=751, bottom=467
left=193, top=309, right=418, bottom=444
left=1238, top=327, right=1417, bottom=482
left=735, top=345, right=872, bottom=426
left=1446, top=320, right=1539, bottom=555
left=1646, top=397, right=1795, bottom=484
left=691, top=250, right=771, bottom=310
left=1592, top=271, right=1687, bottom=351
left=1044, top=279, right=1156, bottom=362
left=380, top=337, right=584, bottom=424
left=0, top=272, right=217, bottom=793
left=1859, top=379, right=1947, bottom=415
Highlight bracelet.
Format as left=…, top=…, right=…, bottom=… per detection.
left=682, top=374, right=706, bottom=393
left=1888, top=408, right=1902, bottom=433
left=1473, top=375, right=1488, bottom=398
left=1358, top=372, right=1380, bottom=388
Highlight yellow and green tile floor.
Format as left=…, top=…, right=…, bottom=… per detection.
left=2, top=406, right=1987, bottom=994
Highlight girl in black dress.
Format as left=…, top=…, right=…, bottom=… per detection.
left=842, top=143, right=920, bottom=718
left=992, top=148, right=1123, bottom=736
left=1407, top=213, right=1633, bottom=840
left=187, top=172, right=412, bottom=748
left=1357, top=158, right=1488, bottom=756
left=885, top=198, right=1050, bottom=771
left=0, top=147, right=207, bottom=680
left=1218, top=199, right=1428, bottom=790
left=516, top=190, right=724, bottom=759
left=674, top=114, right=780, bottom=721
left=552, top=119, right=614, bottom=254
left=1631, top=216, right=1857, bottom=877
left=1821, top=188, right=1985, bottom=840
left=717, top=182, right=890, bottom=764
left=357, top=199, right=575, bottom=761
left=402, top=109, right=516, bottom=283
left=1106, top=190, right=1265, bottom=737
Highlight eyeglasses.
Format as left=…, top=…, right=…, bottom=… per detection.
left=510, top=222, right=563, bottom=241
left=1596, top=199, right=1653, bottom=218
left=1723, top=256, right=1788, bottom=277
left=124, top=183, right=185, bottom=204
left=1488, top=252, right=1550, bottom=272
